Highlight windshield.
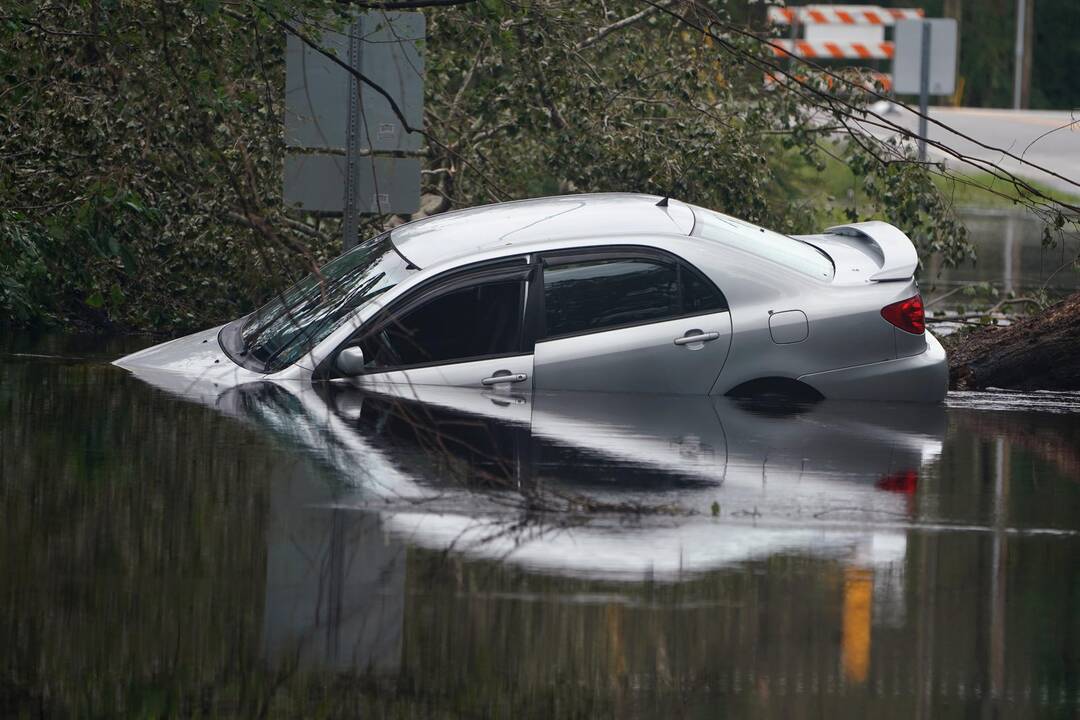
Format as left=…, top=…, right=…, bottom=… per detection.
left=692, top=208, right=834, bottom=280
left=239, top=233, right=415, bottom=373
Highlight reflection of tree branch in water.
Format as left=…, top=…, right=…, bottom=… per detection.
left=331, top=391, right=689, bottom=521
left=812, top=507, right=914, bottom=520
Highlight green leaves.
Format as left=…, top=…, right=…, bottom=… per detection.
left=0, top=212, right=53, bottom=324
left=192, top=0, right=222, bottom=17
left=0, top=0, right=1002, bottom=332
left=85, top=291, right=105, bottom=309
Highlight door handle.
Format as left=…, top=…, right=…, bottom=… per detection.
left=481, top=371, right=528, bottom=386
left=673, top=331, right=720, bottom=346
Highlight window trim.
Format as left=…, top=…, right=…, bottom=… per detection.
left=532, top=245, right=729, bottom=344
left=343, top=350, right=533, bottom=376
left=317, top=256, right=533, bottom=379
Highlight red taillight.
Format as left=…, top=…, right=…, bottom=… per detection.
left=881, top=294, right=925, bottom=334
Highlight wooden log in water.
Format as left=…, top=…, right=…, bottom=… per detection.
left=947, top=292, right=1080, bottom=391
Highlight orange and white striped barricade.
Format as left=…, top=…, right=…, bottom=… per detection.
left=762, top=70, right=893, bottom=92
left=768, top=6, right=924, bottom=26
left=768, top=39, right=895, bottom=60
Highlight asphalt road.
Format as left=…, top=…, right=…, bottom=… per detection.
left=863, top=106, right=1080, bottom=196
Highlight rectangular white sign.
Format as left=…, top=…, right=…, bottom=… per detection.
left=893, top=18, right=958, bottom=96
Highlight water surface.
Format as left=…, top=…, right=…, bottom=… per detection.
left=2, top=334, right=1078, bottom=718
left=928, top=208, right=1080, bottom=302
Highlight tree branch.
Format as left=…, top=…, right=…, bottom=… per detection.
left=342, top=0, right=476, bottom=8
left=575, top=1, right=672, bottom=52
left=655, top=1, right=1080, bottom=200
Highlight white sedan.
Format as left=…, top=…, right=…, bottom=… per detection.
left=116, top=193, right=947, bottom=403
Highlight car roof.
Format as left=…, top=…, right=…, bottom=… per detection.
left=390, top=193, right=696, bottom=269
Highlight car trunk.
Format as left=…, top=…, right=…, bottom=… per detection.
left=795, top=221, right=920, bottom=286
left=795, top=223, right=928, bottom=360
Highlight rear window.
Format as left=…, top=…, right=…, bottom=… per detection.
left=543, top=258, right=680, bottom=337
left=692, top=208, right=834, bottom=280
left=540, top=253, right=728, bottom=339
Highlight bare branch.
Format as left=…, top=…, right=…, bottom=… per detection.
left=343, top=0, right=476, bottom=8
left=575, top=1, right=672, bottom=52
left=1, top=14, right=105, bottom=38
left=653, top=0, right=1080, bottom=203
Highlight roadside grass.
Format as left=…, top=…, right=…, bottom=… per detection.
left=929, top=171, right=1080, bottom=210
left=780, top=143, right=1080, bottom=226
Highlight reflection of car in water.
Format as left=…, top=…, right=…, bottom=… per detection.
left=333, top=384, right=944, bottom=506
left=326, top=385, right=942, bottom=577
left=115, top=194, right=947, bottom=402
left=126, top=368, right=944, bottom=578
left=124, top=370, right=944, bottom=673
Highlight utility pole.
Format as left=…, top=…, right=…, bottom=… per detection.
left=942, top=0, right=962, bottom=24
left=943, top=0, right=962, bottom=105
left=1012, top=0, right=1034, bottom=109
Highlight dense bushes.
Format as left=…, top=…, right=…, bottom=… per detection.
left=1, top=1, right=972, bottom=333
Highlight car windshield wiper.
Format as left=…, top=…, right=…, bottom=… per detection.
left=241, top=261, right=375, bottom=356
left=238, top=287, right=316, bottom=357
left=256, top=271, right=387, bottom=372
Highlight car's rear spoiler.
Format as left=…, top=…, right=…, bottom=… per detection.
left=823, top=221, right=919, bottom=281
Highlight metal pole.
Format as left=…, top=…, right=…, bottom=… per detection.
left=1012, top=0, right=1026, bottom=109
left=918, top=20, right=931, bottom=162
left=788, top=14, right=799, bottom=73
left=342, top=17, right=362, bottom=251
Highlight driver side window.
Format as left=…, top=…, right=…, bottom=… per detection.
left=359, top=278, right=525, bottom=371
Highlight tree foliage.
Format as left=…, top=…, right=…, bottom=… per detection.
left=1, top=0, right=976, bottom=331
left=907, top=0, right=1080, bottom=110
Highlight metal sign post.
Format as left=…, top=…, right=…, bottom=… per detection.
left=1012, top=0, right=1027, bottom=110
left=342, top=18, right=363, bottom=251
left=894, top=18, right=958, bottom=163
left=918, top=21, right=931, bottom=162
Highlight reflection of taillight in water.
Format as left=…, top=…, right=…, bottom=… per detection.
left=876, top=470, right=918, bottom=494
left=880, top=294, right=925, bottom=334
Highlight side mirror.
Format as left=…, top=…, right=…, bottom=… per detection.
left=335, top=346, right=366, bottom=376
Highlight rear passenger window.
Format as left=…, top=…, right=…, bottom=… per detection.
left=682, top=266, right=728, bottom=314
left=541, top=253, right=729, bottom=339
left=543, top=258, right=679, bottom=338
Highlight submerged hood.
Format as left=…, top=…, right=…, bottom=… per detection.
left=113, top=325, right=260, bottom=384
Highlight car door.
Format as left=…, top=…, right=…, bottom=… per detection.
left=531, top=248, right=732, bottom=394
left=338, top=260, right=534, bottom=390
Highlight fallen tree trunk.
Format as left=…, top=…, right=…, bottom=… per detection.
left=947, top=292, right=1080, bottom=391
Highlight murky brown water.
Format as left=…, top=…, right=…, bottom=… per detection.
left=2, top=334, right=1079, bottom=718
left=928, top=208, right=1080, bottom=301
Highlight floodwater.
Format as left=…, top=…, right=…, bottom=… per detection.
left=2, top=334, right=1078, bottom=718
left=927, top=208, right=1080, bottom=302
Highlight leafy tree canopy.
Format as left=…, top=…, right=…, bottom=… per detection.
left=0, top=1, right=983, bottom=330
